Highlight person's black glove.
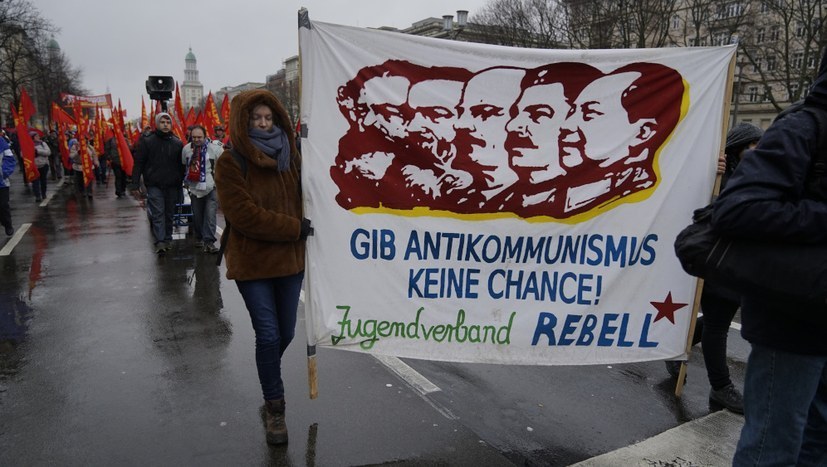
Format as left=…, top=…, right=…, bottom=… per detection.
left=300, top=218, right=314, bottom=240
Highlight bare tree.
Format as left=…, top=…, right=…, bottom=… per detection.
left=473, top=0, right=565, bottom=48
left=560, top=0, right=619, bottom=48
left=735, top=0, right=826, bottom=110
left=614, top=0, right=680, bottom=48
left=0, top=0, right=54, bottom=110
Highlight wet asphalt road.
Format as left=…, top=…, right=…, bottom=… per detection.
left=0, top=177, right=748, bottom=466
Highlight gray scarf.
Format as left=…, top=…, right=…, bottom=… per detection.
left=249, top=126, right=290, bottom=171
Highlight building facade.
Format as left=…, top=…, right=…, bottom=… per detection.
left=181, top=47, right=204, bottom=111
left=562, top=0, right=826, bottom=128
left=214, top=82, right=266, bottom=109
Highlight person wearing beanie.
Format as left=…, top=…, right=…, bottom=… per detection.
left=713, top=46, right=827, bottom=465
left=722, top=122, right=763, bottom=187
left=132, top=111, right=185, bottom=255
left=668, top=121, right=764, bottom=414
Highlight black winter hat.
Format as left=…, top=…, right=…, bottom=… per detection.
left=725, top=122, right=763, bottom=154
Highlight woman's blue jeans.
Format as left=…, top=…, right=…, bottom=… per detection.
left=236, top=272, right=303, bottom=401
left=733, top=343, right=827, bottom=466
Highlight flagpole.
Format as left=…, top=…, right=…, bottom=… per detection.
left=674, top=47, right=737, bottom=397
left=297, top=6, right=318, bottom=400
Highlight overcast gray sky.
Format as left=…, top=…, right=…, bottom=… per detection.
left=32, top=0, right=490, bottom=119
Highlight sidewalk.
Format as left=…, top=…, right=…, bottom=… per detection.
left=575, top=410, right=743, bottom=466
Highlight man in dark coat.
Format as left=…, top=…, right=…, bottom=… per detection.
left=132, top=112, right=185, bottom=254
left=712, top=48, right=827, bottom=466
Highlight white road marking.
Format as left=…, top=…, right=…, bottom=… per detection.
left=39, top=178, right=65, bottom=207
left=372, top=354, right=442, bottom=395
left=0, top=223, right=32, bottom=256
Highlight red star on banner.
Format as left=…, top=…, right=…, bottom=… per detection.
left=650, top=292, right=688, bottom=324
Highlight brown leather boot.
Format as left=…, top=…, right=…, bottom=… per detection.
left=263, top=399, right=288, bottom=445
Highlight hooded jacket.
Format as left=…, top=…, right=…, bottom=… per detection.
left=712, top=47, right=827, bottom=354
left=214, top=89, right=304, bottom=281
left=133, top=129, right=185, bottom=188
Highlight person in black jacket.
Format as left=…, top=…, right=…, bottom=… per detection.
left=712, top=49, right=827, bottom=466
left=668, top=122, right=763, bottom=415
left=132, top=112, right=185, bottom=255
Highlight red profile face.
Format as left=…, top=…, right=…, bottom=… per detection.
left=330, top=61, right=685, bottom=220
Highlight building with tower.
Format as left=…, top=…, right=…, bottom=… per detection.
left=181, top=47, right=204, bottom=111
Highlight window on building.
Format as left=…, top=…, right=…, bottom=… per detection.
left=770, top=26, right=779, bottom=41
left=756, top=28, right=765, bottom=43
left=748, top=86, right=759, bottom=102
left=793, top=51, right=804, bottom=69
left=714, top=32, right=730, bottom=46
left=754, top=57, right=762, bottom=73
left=767, top=56, right=777, bottom=71
left=760, top=1, right=769, bottom=13
left=808, top=53, right=817, bottom=68
left=788, top=83, right=800, bottom=101
left=671, top=14, right=681, bottom=29
left=796, top=21, right=805, bottom=38
left=763, top=88, right=772, bottom=102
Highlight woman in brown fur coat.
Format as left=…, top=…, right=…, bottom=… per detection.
left=214, top=89, right=312, bottom=445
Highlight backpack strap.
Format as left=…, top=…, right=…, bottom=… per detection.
left=216, top=149, right=248, bottom=266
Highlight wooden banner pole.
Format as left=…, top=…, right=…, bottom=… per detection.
left=297, top=7, right=318, bottom=400
left=675, top=47, right=737, bottom=397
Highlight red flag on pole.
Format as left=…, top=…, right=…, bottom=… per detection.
left=11, top=102, right=39, bottom=182
left=204, top=92, right=221, bottom=139
left=141, top=97, right=149, bottom=130
left=111, top=116, right=134, bottom=177
left=94, top=104, right=105, bottom=155
left=51, top=102, right=76, bottom=127
left=175, top=82, right=186, bottom=125
left=19, top=87, right=36, bottom=120
left=73, top=100, right=94, bottom=187
left=56, top=123, right=71, bottom=170
left=185, top=107, right=196, bottom=128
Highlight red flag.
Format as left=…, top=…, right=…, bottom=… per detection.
left=141, top=97, right=149, bottom=130
left=73, top=100, right=94, bottom=187
left=56, top=123, right=71, bottom=170
left=94, top=105, right=105, bottom=155
left=171, top=118, right=186, bottom=142
left=220, top=93, right=231, bottom=142
left=51, top=102, right=76, bottom=127
left=220, top=93, right=230, bottom=124
left=185, top=107, right=196, bottom=128
left=175, top=82, right=186, bottom=124
left=204, top=92, right=222, bottom=139
left=110, top=116, right=134, bottom=177
left=11, top=103, right=39, bottom=182
left=19, top=87, right=36, bottom=120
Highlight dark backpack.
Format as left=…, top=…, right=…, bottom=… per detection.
left=674, top=104, right=827, bottom=308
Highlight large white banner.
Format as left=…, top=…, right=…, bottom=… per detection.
left=299, top=19, right=735, bottom=365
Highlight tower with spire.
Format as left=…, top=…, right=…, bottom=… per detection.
left=181, top=47, right=204, bottom=110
